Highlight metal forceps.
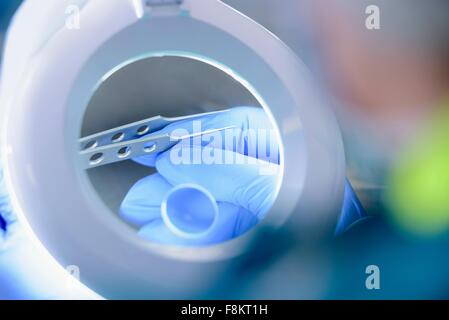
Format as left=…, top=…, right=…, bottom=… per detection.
left=79, top=109, right=232, bottom=169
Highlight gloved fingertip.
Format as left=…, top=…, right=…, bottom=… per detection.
left=120, top=173, right=172, bottom=226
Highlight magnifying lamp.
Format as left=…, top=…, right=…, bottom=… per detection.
left=0, top=0, right=345, bottom=299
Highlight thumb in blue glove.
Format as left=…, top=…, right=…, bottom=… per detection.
left=120, top=172, right=259, bottom=245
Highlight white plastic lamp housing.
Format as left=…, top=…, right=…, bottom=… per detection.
left=0, top=0, right=345, bottom=298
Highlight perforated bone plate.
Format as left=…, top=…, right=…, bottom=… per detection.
left=78, top=109, right=232, bottom=169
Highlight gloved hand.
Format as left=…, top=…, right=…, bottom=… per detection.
left=120, top=107, right=281, bottom=245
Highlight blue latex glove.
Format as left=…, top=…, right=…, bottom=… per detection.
left=121, top=107, right=280, bottom=245
left=120, top=107, right=366, bottom=245
left=336, top=179, right=368, bottom=235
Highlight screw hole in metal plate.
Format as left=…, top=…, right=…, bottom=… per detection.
left=111, top=132, right=125, bottom=143
left=137, top=125, right=150, bottom=136
left=117, top=146, right=131, bottom=158
left=143, top=142, right=157, bottom=153
left=89, top=153, right=103, bottom=165
left=84, top=140, right=98, bottom=150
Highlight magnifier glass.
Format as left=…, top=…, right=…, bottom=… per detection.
left=1, top=0, right=345, bottom=299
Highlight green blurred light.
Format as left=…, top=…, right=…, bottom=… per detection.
left=387, top=101, right=449, bottom=236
